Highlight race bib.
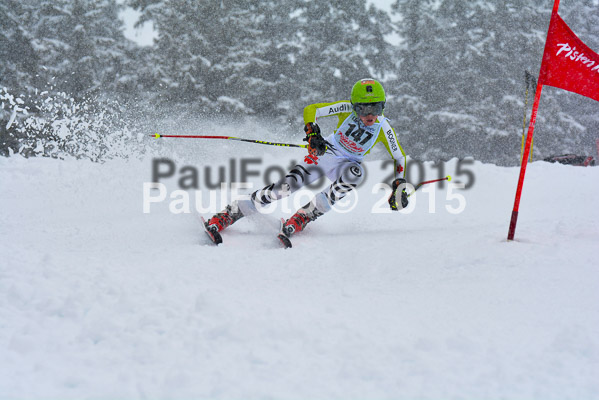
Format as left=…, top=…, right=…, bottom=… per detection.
left=333, top=113, right=381, bottom=157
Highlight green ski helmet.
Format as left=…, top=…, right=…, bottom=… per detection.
left=350, top=78, right=386, bottom=116
left=350, top=78, right=385, bottom=104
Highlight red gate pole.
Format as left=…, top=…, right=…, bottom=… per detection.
left=507, top=83, right=544, bottom=241
left=507, top=0, right=561, bottom=241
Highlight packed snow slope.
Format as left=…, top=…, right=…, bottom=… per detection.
left=1, top=146, right=598, bottom=399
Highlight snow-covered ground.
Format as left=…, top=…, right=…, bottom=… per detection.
left=1, top=150, right=598, bottom=399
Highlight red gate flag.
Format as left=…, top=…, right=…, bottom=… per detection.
left=539, top=12, right=599, bottom=102
left=507, top=0, right=599, bottom=241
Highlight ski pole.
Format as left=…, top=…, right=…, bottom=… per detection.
left=389, top=175, right=452, bottom=210
left=151, top=133, right=308, bottom=149
left=407, top=175, right=452, bottom=197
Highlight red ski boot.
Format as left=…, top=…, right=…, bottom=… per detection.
left=202, top=204, right=244, bottom=244
left=283, top=210, right=312, bottom=236
left=277, top=205, right=323, bottom=248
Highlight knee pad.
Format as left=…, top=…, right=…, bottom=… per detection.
left=323, top=162, right=363, bottom=207
left=340, top=162, right=364, bottom=186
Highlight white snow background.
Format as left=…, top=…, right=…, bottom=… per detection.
left=1, top=137, right=598, bottom=399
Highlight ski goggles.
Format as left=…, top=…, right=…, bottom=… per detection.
left=353, top=102, right=385, bottom=117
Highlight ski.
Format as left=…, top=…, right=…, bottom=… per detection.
left=199, top=215, right=291, bottom=248
left=277, top=218, right=292, bottom=249
left=200, top=216, right=222, bottom=245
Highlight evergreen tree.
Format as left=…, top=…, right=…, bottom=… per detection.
left=129, top=0, right=238, bottom=109
left=216, top=0, right=300, bottom=120
left=130, top=0, right=396, bottom=121
left=30, top=0, right=129, bottom=98
left=390, top=0, right=592, bottom=164
left=130, top=0, right=301, bottom=118
left=292, top=0, right=396, bottom=110
left=0, top=1, right=41, bottom=93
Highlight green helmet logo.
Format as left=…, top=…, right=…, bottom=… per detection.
left=350, top=78, right=386, bottom=104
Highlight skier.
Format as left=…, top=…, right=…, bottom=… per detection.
left=204, top=78, right=408, bottom=246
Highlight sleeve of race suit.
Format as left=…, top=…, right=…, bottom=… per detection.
left=303, top=100, right=353, bottom=125
left=379, top=118, right=406, bottom=179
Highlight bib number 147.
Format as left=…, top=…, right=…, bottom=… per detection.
left=345, top=124, right=373, bottom=146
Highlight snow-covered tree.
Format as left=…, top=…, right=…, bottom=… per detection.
left=390, top=0, right=594, bottom=164
left=0, top=1, right=41, bottom=93
left=30, top=0, right=129, bottom=97
left=129, top=0, right=395, bottom=120
left=291, top=0, right=395, bottom=111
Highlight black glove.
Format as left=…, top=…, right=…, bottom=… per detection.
left=303, top=122, right=327, bottom=156
left=388, top=178, right=409, bottom=211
